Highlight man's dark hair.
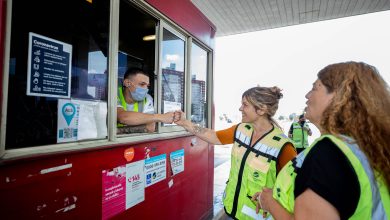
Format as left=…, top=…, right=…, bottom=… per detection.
left=124, top=67, right=148, bottom=80
left=299, top=114, right=305, bottom=120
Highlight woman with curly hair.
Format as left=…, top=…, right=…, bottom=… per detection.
left=254, top=62, right=390, bottom=220
left=174, top=86, right=296, bottom=219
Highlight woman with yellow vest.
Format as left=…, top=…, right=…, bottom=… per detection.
left=254, top=62, right=390, bottom=219
left=174, top=86, right=296, bottom=219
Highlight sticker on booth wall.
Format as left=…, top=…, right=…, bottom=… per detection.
left=170, top=149, right=184, bottom=175
left=102, top=165, right=126, bottom=220
left=101, top=160, right=145, bottom=220
left=126, top=160, right=145, bottom=209
left=124, top=147, right=135, bottom=162
left=57, top=100, right=80, bottom=143
left=145, top=154, right=166, bottom=187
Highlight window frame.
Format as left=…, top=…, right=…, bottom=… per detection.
left=157, top=22, right=187, bottom=133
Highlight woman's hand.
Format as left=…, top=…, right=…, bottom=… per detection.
left=251, top=188, right=273, bottom=216
left=259, top=188, right=273, bottom=212
left=173, top=111, right=186, bottom=126
left=251, top=192, right=263, bottom=214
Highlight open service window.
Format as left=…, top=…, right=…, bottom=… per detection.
left=158, top=24, right=187, bottom=132
left=116, top=0, right=158, bottom=135
left=4, top=0, right=110, bottom=149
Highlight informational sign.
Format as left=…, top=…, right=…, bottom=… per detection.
left=27, top=32, right=72, bottom=98
left=102, top=165, right=126, bottom=220
left=102, top=160, right=145, bottom=220
left=57, top=99, right=80, bottom=143
left=163, top=100, right=181, bottom=113
left=126, top=160, right=145, bottom=209
left=163, top=100, right=181, bottom=126
left=75, top=99, right=107, bottom=140
left=145, top=154, right=166, bottom=187
left=57, top=99, right=107, bottom=143
left=170, top=149, right=184, bottom=175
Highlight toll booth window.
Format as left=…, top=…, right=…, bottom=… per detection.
left=5, top=0, right=110, bottom=149
left=117, top=0, right=157, bottom=134
left=190, top=43, right=208, bottom=128
left=161, top=28, right=185, bottom=124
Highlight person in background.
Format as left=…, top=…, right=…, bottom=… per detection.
left=174, top=86, right=297, bottom=219
left=288, top=114, right=312, bottom=153
left=255, top=62, right=390, bottom=220
left=117, top=67, right=175, bottom=133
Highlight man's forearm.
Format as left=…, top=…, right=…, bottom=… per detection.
left=117, top=125, right=148, bottom=134
left=118, top=111, right=160, bottom=125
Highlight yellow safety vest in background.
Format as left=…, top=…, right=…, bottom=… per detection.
left=291, top=122, right=310, bottom=149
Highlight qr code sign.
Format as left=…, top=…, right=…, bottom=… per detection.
left=59, top=128, right=78, bottom=139
left=63, top=128, right=73, bottom=138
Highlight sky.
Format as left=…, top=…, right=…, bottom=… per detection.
left=214, top=10, right=390, bottom=123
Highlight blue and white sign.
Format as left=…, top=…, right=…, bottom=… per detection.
left=27, top=32, right=72, bottom=98
left=144, top=154, right=166, bottom=187
left=57, top=99, right=79, bottom=143
left=170, top=149, right=184, bottom=175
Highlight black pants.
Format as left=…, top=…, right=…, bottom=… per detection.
left=296, top=147, right=305, bottom=154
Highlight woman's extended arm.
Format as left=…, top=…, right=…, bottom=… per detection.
left=174, top=111, right=222, bottom=145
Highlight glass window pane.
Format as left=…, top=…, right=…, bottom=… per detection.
left=190, top=43, right=208, bottom=127
left=161, top=29, right=185, bottom=122
left=116, top=0, right=157, bottom=134
left=6, top=0, right=110, bottom=149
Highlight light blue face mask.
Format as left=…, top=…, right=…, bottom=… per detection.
left=130, top=86, right=149, bottom=101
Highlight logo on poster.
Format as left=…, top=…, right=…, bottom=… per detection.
left=62, top=103, right=76, bottom=126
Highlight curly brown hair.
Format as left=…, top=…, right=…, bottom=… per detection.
left=318, top=61, right=390, bottom=188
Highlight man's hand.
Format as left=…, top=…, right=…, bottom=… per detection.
left=159, top=112, right=175, bottom=124
left=145, top=122, right=156, bottom=133
left=173, top=111, right=187, bottom=126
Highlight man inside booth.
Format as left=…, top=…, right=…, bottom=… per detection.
left=117, top=67, right=175, bottom=133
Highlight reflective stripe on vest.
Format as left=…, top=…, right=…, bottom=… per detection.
left=223, top=123, right=291, bottom=219
left=117, top=87, right=146, bottom=127
left=273, top=134, right=390, bottom=219
left=291, top=122, right=309, bottom=149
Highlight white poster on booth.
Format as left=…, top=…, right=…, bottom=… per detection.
left=145, top=154, right=166, bottom=187
left=163, top=100, right=181, bottom=113
left=126, top=160, right=145, bottom=209
left=57, top=99, right=107, bottom=143
left=74, top=99, right=107, bottom=140
left=170, top=149, right=184, bottom=175
left=163, top=101, right=181, bottom=126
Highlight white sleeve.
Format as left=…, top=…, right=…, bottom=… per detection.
left=117, top=97, right=124, bottom=108
left=143, top=94, right=155, bottom=114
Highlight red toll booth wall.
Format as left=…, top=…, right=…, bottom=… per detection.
left=0, top=137, right=214, bottom=219
left=146, top=0, right=216, bottom=49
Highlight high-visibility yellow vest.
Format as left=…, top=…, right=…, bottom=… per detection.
left=291, top=122, right=310, bottom=149
left=117, top=87, right=146, bottom=127
left=273, top=134, right=390, bottom=219
left=223, top=123, right=292, bottom=219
